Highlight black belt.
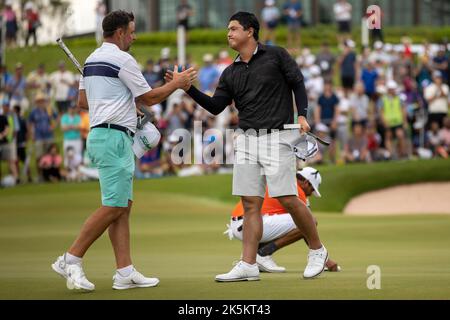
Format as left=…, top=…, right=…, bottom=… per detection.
left=91, top=123, right=135, bottom=138
left=241, top=128, right=287, bottom=137
left=232, top=216, right=244, bottom=221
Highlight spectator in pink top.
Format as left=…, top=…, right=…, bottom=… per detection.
left=437, top=117, right=450, bottom=159
left=38, top=143, right=63, bottom=182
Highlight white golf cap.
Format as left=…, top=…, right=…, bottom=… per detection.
left=219, top=50, right=229, bottom=59
left=345, top=39, right=355, bottom=48
left=24, top=2, right=34, bottom=10
left=433, top=70, right=443, bottom=78
left=305, top=54, right=316, bottom=66
left=132, top=122, right=161, bottom=159
left=297, top=167, right=322, bottom=197
left=376, top=84, right=387, bottom=94
left=203, top=53, right=214, bottom=62
left=315, top=122, right=329, bottom=133
left=265, top=0, right=275, bottom=6
left=387, top=80, right=398, bottom=90
left=310, top=65, right=321, bottom=76
left=295, top=56, right=304, bottom=66
left=374, top=40, right=384, bottom=49
left=161, top=47, right=170, bottom=59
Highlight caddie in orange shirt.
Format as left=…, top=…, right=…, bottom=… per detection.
left=225, top=167, right=341, bottom=273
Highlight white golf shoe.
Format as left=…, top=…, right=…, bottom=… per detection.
left=256, top=254, right=286, bottom=273
left=51, top=255, right=69, bottom=279
left=303, top=245, right=328, bottom=279
left=112, top=268, right=159, bottom=290
left=51, top=255, right=95, bottom=291
left=215, top=261, right=260, bottom=282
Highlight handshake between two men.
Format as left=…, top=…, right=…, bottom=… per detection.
left=132, top=65, right=197, bottom=159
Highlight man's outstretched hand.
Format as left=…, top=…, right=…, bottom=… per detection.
left=166, top=65, right=197, bottom=91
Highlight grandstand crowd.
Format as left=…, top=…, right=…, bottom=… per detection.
left=1, top=2, right=449, bottom=187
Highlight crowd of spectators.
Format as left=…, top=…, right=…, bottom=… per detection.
left=1, top=1, right=449, bottom=188
left=2, top=0, right=41, bottom=49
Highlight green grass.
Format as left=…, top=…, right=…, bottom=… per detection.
left=1, top=160, right=450, bottom=299
left=45, top=25, right=450, bottom=49
left=4, top=44, right=234, bottom=75
left=5, top=24, right=450, bottom=74
left=311, top=158, right=450, bottom=212
left=3, top=158, right=450, bottom=212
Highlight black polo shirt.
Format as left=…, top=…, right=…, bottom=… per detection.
left=214, top=43, right=305, bottom=131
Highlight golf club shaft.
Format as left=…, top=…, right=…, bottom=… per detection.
left=283, top=124, right=331, bottom=146
left=56, top=38, right=84, bottom=75
left=306, top=131, right=330, bottom=146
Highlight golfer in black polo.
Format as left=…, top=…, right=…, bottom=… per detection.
left=169, top=12, right=328, bottom=281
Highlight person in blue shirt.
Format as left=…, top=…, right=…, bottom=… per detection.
left=283, top=0, right=303, bottom=49
left=28, top=92, right=56, bottom=179
left=5, top=63, right=27, bottom=110
left=361, top=61, right=378, bottom=99
left=433, top=46, right=449, bottom=83
left=198, top=53, right=220, bottom=94
left=142, top=59, right=164, bottom=88
left=0, top=64, right=12, bottom=89
left=314, top=81, right=339, bottom=162
left=338, top=40, right=357, bottom=95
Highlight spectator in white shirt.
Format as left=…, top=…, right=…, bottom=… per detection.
left=424, top=71, right=449, bottom=129
left=336, top=90, right=352, bottom=153
left=261, top=0, right=280, bottom=45
left=351, top=82, right=370, bottom=128
left=49, top=61, right=75, bottom=115
left=333, top=0, right=352, bottom=45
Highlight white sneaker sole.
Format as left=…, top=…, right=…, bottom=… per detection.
left=66, top=277, right=95, bottom=291
left=258, top=264, right=286, bottom=273
left=303, top=252, right=329, bottom=280
left=52, top=260, right=94, bottom=291
left=215, top=276, right=260, bottom=282
left=112, top=279, right=160, bottom=290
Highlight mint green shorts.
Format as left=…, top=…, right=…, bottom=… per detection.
left=87, top=128, right=134, bottom=207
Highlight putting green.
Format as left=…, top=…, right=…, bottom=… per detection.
left=1, top=175, right=449, bottom=300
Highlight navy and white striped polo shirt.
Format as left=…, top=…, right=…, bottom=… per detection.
left=79, top=42, right=151, bottom=132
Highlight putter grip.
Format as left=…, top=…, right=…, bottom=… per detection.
left=283, top=124, right=302, bottom=130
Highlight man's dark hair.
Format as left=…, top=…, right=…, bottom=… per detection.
left=102, top=10, right=134, bottom=38
left=229, top=12, right=259, bottom=41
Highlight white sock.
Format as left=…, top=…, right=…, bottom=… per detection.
left=242, top=261, right=256, bottom=268
left=310, top=245, right=325, bottom=253
left=117, top=265, right=134, bottom=277
left=65, top=252, right=82, bottom=265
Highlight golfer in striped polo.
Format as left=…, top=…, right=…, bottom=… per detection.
left=52, top=10, right=196, bottom=291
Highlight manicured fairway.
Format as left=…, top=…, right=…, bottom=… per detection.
left=1, top=172, right=449, bottom=299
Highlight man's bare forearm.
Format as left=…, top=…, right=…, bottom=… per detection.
left=137, top=82, right=179, bottom=106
